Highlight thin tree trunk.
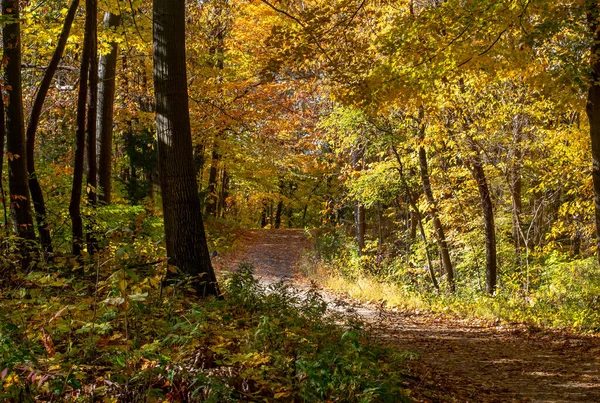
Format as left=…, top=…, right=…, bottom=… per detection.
left=468, top=142, right=497, bottom=295
left=206, top=139, right=220, bottom=216
left=86, top=0, right=99, bottom=254
left=220, top=167, right=229, bottom=218
left=70, top=0, right=93, bottom=257
left=97, top=12, right=122, bottom=204
left=509, top=120, right=523, bottom=266
left=2, top=0, right=37, bottom=256
left=416, top=113, right=455, bottom=292
left=25, top=0, right=79, bottom=255
left=351, top=145, right=365, bottom=255
left=377, top=201, right=384, bottom=249
left=392, top=146, right=439, bottom=290
left=153, top=0, right=219, bottom=297
left=587, top=0, right=600, bottom=264
left=260, top=201, right=268, bottom=228
left=0, top=94, right=8, bottom=233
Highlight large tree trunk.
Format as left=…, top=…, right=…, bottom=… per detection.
left=97, top=12, right=122, bottom=205
left=86, top=0, right=99, bottom=254
left=153, top=0, right=219, bottom=297
left=417, top=114, right=455, bottom=292
left=25, top=0, right=79, bottom=256
left=2, top=0, right=36, bottom=254
left=587, top=0, right=600, bottom=264
left=70, top=0, right=93, bottom=257
left=468, top=143, right=497, bottom=295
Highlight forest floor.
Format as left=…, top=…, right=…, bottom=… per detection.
left=213, top=229, right=600, bottom=403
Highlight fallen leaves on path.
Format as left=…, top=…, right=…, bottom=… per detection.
left=213, top=229, right=600, bottom=403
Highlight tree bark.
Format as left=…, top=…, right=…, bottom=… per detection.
left=468, top=141, right=497, bottom=295
left=153, top=0, right=219, bottom=297
left=25, top=0, right=79, bottom=255
left=416, top=114, right=455, bottom=292
left=2, top=0, right=36, bottom=252
left=86, top=0, right=99, bottom=254
left=586, top=0, right=600, bottom=264
left=70, top=0, right=93, bottom=257
left=97, top=12, right=122, bottom=204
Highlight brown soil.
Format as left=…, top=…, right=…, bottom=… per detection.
left=213, top=229, right=600, bottom=403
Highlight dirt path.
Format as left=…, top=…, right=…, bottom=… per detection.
left=213, top=229, right=600, bottom=403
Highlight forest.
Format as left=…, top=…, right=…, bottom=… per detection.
left=2, top=0, right=600, bottom=401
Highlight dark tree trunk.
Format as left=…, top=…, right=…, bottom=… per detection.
left=70, top=0, right=93, bottom=257
left=153, top=0, right=219, bottom=297
left=0, top=94, right=8, bottom=233
left=587, top=0, right=600, bottom=264
left=97, top=12, right=122, bottom=204
left=468, top=144, right=497, bottom=295
left=206, top=139, right=220, bottom=216
left=2, top=0, right=36, bottom=252
left=417, top=116, right=455, bottom=292
left=261, top=201, right=268, bottom=228
left=275, top=199, right=283, bottom=228
left=25, top=0, right=79, bottom=255
left=351, top=145, right=365, bottom=255
left=219, top=167, right=229, bottom=218
left=86, top=0, right=99, bottom=254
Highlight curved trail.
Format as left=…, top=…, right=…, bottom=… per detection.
left=213, top=229, right=600, bottom=402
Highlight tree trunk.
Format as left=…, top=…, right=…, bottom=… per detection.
left=25, top=0, right=79, bottom=255
left=86, top=0, right=99, bottom=254
left=275, top=199, right=283, bottom=228
left=219, top=167, right=229, bottom=218
left=206, top=138, right=220, bottom=216
left=70, top=0, right=93, bottom=257
left=2, top=0, right=36, bottom=253
left=0, top=94, right=8, bottom=233
left=260, top=201, right=268, bottom=228
left=351, top=145, right=365, bottom=255
left=509, top=121, right=523, bottom=266
left=417, top=115, right=455, bottom=292
left=392, top=146, right=439, bottom=289
left=97, top=12, right=122, bottom=204
left=468, top=143, right=497, bottom=295
left=153, top=0, right=219, bottom=297
left=587, top=0, right=600, bottom=264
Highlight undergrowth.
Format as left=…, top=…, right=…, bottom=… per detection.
left=0, top=256, right=410, bottom=402
left=310, top=231, right=600, bottom=333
